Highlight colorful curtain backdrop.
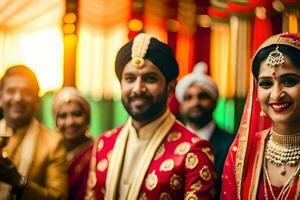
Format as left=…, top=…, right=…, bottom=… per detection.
left=37, top=0, right=299, bottom=137
left=74, top=0, right=130, bottom=136
left=0, top=0, right=65, bottom=95
left=208, top=0, right=236, bottom=132
left=281, top=0, right=300, bottom=33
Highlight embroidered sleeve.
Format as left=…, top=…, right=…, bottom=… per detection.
left=183, top=138, right=216, bottom=200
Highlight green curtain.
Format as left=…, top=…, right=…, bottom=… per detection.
left=213, top=97, right=246, bottom=134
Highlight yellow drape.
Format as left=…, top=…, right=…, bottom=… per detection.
left=210, top=21, right=231, bottom=98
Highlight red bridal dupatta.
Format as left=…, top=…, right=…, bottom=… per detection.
left=222, top=33, right=300, bottom=200
left=221, top=76, right=272, bottom=200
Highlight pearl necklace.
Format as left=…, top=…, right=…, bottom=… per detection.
left=265, top=129, right=300, bottom=175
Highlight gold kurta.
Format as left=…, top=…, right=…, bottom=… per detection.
left=0, top=119, right=68, bottom=200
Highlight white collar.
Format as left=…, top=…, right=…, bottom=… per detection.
left=187, top=121, right=215, bottom=141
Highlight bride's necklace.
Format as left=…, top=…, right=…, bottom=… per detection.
left=265, top=129, right=300, bottom=175
left=263, top=158, right=300, bottom=200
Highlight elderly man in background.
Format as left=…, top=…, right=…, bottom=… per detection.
left=0, top=65, right=68, bottom=200
left=176, top=62, right=234, bottom=199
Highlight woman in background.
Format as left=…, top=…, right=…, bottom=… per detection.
left=222, top=33, right=300, bottom=199
left=53, top=87, right=93, bottom=200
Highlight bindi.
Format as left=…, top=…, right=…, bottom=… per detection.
left=272, top=72, right=277, bottom=79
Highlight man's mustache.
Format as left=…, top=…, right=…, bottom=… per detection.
left=128, top=93, right=151, bottom=102
left=188, top=105, right=206, bottom=113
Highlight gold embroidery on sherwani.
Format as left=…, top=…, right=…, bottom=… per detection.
left=170, top=174, right=182, bottom=190
left=167, top=132, right=182, bottom=142
left=184, top=191, right=198, bottom=200
left=154, top=144, right=165, bottom=160
left=160, top=192, right=172, bottom=200
left=190, top=180, right=202, bottom=191
left=145, top=170, right=158, bottom=190
left=185, top=153, right=199, bottom=169
left=127, top=110, right=176, bottom=200
left=160, top=159, right=174, bottom=172
left=191, top=137, right=200, bottom=143
left=104, top=129, right=116, bottom=138
left=138, top=192, right=147, bottom=200
left=97, top=159, right=108, bottom=172
left=201, top=147, right=215, bottom=164
left=97, top=139, right=104, bottom=151
left=199, top=165, right=212, bottom=181
left=174, top=142, right=191, bottom=155
left=107, top=150, right=112, bottom=161
left=87, top=162, right=96, bottom=188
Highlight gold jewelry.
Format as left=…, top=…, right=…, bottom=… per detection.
left=260, top=110, right=266, bottom=117
left=263, top=158, right=300, bottom=200
left=265, top=129, right=300, bottom=175
left=266, top=35, right=285, bottom=67
left=266, top=46, right=285, bottom=67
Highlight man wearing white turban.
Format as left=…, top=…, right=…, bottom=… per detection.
left=175, top=62, right=234, bottom=199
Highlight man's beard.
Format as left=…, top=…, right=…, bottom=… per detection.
left=122, top=89, right=168, bottom=123
left=185, top=105, right=213, bottom=128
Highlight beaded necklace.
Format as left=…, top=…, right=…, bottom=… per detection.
left=263, top=158, right=300, bottom=200
left=265, top=129, right=300, bottom=175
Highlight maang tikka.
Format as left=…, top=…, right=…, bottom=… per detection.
left=266, top=36, right=285, bottom=67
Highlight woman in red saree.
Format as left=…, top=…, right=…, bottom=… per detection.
left=222, top=33, right=300, bottom=200
left=53, top=87, right=93, bottom=200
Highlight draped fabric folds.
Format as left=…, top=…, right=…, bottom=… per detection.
left=77, top=0, right=130, bottom=100
left=210, top=20, right=237, bottom=132
left=282, top=5, right=300, bottom=33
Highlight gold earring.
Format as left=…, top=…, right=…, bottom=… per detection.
left=260, top=110, right=266, bottom=117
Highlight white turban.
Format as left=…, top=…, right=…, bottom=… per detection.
left=175, top=62, right=219, bottom=103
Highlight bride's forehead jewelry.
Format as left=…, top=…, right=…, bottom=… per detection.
left=266, top=46, right=285, bottom=67
left=266, top=36, right=285, bottom=67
